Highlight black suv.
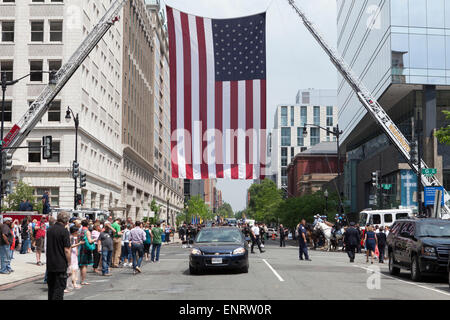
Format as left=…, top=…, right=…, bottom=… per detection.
left=387, top=218, right=450, bottom=282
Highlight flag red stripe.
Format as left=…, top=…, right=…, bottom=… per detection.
left=167, top=7, right=178, bottom=178
left=245, top=80, right=253, bottom=180
left=215, top=82, right=224, bottom=178
left=260, top=79, right=267, bottom=180
left=230, top=81, right=239, bottom=179
left=196, top=17, right=208, bottom=179
left=180, top=12, right=193, bottom=179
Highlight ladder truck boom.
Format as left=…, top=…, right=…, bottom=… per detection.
left=2, top=0, right=127, bottom=153
left=287, top=0, right=450, bottom=218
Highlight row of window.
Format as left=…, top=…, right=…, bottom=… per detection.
left=280, top=106, right=334, bottom=127
left=0, top=59, right=61, bottom=82
left=1, top=20, right=63, bottom=42
left=281, top=127, right=322, bottom=147
left=1, top=100, right=60, bottom=122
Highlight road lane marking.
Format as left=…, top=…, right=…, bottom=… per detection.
left=353, top=265, right=450, bottom=297
left=262, top=259, right=285, bottom=282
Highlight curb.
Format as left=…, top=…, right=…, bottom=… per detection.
left=0, top=273, right=45, bottom=291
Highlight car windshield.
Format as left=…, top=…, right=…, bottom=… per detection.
left=196, top=229, right=243, bottom=243
left=359, top=213, right=367, bottom=226
left=417, top=222, right=450, bottom=237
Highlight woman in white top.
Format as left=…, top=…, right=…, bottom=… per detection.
left=120, top=224, right=132, bottom=267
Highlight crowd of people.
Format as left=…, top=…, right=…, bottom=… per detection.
left=0, top=212, right=177, bottom=299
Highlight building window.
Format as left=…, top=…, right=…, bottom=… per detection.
left=300, top=106, right=307, bottom=127
left=48, top=100, right=61, bottom=122
left=47, top=141, right=60, bottom=163
left=311, top=127, right=319, bottom=146
left=281, top=167, right=287, bottom=187
left=33, top=187, right=59, bottom=207
left=326, top=106, right=333, bottom=127
left=0, top=100, right=12, bottom=122
left=28, top=142, right=41, bottom=162
left=49, top=20, right=63, bottom=42
left=291, top=147, right=295, bottom=161
left=281, top=127, right=291, bottom=146
left=280, top=106, right=287, bottom=126
left=313, top=106, right=320, bottom=126
left=302, top=91, right=310, bottom=104
left=48, top=60, right=61, bottom=82
left=1, top=21, right=14, bottom=42
left=297, top=127, right=304, bottom=146
left=281, top=147, right=287, bottom=166
left=290, top=106, right=294, bottom=126
left=31, top=21, right=44, bottom=42
left=0, top=60, right=13, bottom=82
left=30, top=60, right=43, bottom=82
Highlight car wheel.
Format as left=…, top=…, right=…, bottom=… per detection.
left=389, top=252, right=400, bottom=275
left=410, top=255, right=422, bottom=282
left=189, top=265, right=198, bottom=275
left=241, top=265, right=249, bottom=273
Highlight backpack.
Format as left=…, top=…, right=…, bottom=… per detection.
left=81, top=229, right=95, bottom=251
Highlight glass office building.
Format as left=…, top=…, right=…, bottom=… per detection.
left=337, top=0, right=450, bottom=213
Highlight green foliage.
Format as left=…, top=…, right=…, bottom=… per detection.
left=247, top=179, right=283, bottom=223
left=234, top=210, right=246, bottom=220
left=436, top=110, right=450, bottom=145
left=217, top=202, right=234, bottom=218
left=187, top=195, right=213, bottom=221
left=2, top=181, right=42, bottom=212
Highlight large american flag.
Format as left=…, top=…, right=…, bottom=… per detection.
left=167, top=6, right=267, bottom=180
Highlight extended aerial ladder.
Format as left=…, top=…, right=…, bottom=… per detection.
left=2, top=0, right=127, bottom=151
left=286, top=0, right=450, bottom=218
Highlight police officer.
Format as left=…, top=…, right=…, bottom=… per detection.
left=297, top=219, right=311, bottom=261
left=343, top=222, right=360, bottom=263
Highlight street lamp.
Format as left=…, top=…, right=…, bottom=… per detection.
left=0, top=70, right=56, bottom=210
left=303, top=124, right=344, bottom=214
left=65, top=106, right=79, bottom=209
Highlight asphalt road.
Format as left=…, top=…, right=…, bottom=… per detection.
left=1, top=240, right=450, bottom=300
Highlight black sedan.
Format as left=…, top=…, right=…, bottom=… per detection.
left=189, top=227, right=249, bottom=274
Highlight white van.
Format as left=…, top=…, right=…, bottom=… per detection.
left=359, top=209, right=414, bottom=229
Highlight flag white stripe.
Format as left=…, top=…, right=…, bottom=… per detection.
left=238, top=80, right=246, bottom=179
left=222, top=81, right=231, bottom=179
left=173, top=10, right=186, bottom=179
left=253, top=80, right=261, bottom=178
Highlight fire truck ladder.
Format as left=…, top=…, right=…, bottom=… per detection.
left=287, top=0, right=450, bottom=218
left=2, top=0, right=127, bottom=152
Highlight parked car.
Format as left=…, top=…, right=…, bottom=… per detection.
left=189, top=227, right=249, bottom=274
left=359, top=208, right=414, bottom=230
left=387, top=218, right=450, bottom=282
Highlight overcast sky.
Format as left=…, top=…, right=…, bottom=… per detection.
left=158, top=0, right=338, bottom=212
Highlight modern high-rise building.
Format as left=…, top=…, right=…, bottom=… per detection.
left=0, top=0, right=124, bottom=209
left=270, top=89, right=338, bottom=189
left=337, top=0, right=450, bottom=213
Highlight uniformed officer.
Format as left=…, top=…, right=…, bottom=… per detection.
left=297, top=219, right=311, bottom=261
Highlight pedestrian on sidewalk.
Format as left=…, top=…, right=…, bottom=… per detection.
left=279, top=224, right=286, bottom=247
left=20, top=217, right=31, bottom=254
left=98, top=223, right=113, bottom=276
left=143, top=223, right=152, bottom=261
left=91, top=222, right=102, bottom=274
left=0, top=218, right=13, bottom=274
left=297, top=219, right=311, bottom=261
left=151, top=222, right=163, bottom=262
left=364, top=226, right=377, bottom=264
left=66, top=225, right=83, bottom=292
left=165, top=225, right=171, bottom=243
left=11, top=219, right=20, bottom=260
left=120, top=224, right=132, bottom=267
left=130, top=221, right=146, bottom=274
left=78, top=220, right=94, bottom=285
left=46, top=212, right=71, bottom=300
left=343, top=222, right=359, bottom=263
left=35, top=217, right=46, bottom=266
left=111, top=218, right=123, bottom=268
left=376, top=226, right=387, bottom=263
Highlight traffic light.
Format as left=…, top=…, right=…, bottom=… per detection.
left=42, top=136, right=53, bottom=159
left=410, top=139, right=418, bottom=165
left=5, top=181, right=12, bottom=195
left=79, top=172, right=87, bottom=188
left=72, top=161, right=79, bottom=179
left=371, top=171, right=380, bottom=188
left=1, top=151, right=12, bottom=173
left=76, top=193, right=82, bottom=206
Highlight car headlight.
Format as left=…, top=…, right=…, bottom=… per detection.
left=233, top=247, right=246, bottom=255
left=422, top=246, right=436, bottom=257
left=191, top=248, right=202, bottom=256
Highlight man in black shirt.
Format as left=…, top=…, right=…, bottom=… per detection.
left=46, top=211, right=71, bottom=300
left=0, top=218, right=13, bottom=274
left=343, top=222, right=360, bottom=263
left=376, top=226, right=387, bottom=263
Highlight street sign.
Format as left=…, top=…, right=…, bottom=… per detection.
left=424, top=186, right=444, bottom=207
left=422, top=168, right=437, bottom=176
left=382, top=184, right=392, bottom=190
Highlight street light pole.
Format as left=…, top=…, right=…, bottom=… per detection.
left=66, top=107, right=79, bottom=209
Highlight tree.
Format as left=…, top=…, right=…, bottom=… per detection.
left=2, top=180, right=43, bottom=213
left=234, top=209, right=246, bottom=220
left=187, top=195, right=213, bottom=222
left=217, top=202, right=233, bottom=218
left=247, top=179, right=283, bottom=223
left=436, top=111, right=450, bottom=145
left=150, top=199, right=161, bottom=220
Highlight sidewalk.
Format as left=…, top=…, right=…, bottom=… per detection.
left=0, top=251, right=46, bottom=290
